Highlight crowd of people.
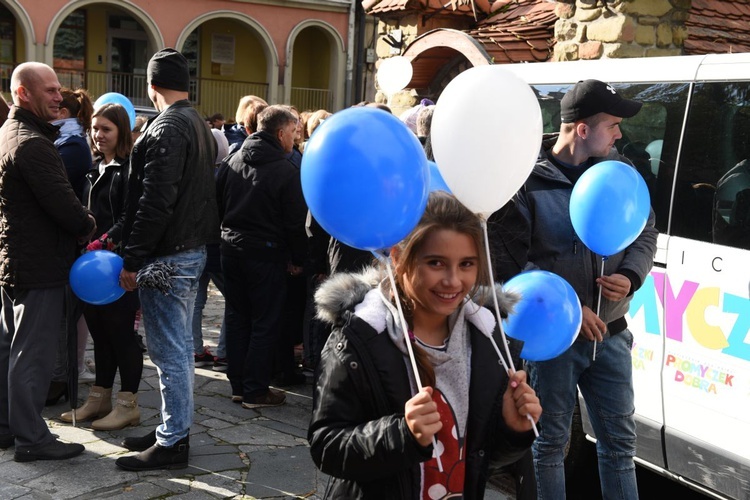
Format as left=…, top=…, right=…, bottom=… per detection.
left=0, top=49, right=656, bottom=499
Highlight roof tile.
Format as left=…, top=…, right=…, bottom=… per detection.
left=684, top=0, right=750, bottom=54
left=364, top=0, right=491, bottom=15
left=465, top=0, right=556, bottom=63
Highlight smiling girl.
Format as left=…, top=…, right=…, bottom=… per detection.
left=309, top=191, right=541, bottom=499
left=60, top=103, right=143, bottom=431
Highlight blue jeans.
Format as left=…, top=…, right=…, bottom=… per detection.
left=192, top=269, right=226, bottom=358
left=139, top=247, right=205, bottom=447
left=528, top=329, right=638, bottom=500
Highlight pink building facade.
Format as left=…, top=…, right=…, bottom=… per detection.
left=0, top=0, right=355, bottom=116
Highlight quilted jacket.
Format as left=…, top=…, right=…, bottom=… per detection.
left=0, top=107, right=95, bottom=288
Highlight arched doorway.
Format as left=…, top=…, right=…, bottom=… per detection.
left=177, top=14, right=274, bottom=120
left=47, top=2, right=162, bottom=105
left=0, top=0, right=34, bottom=95
left=287, top=21, right=345, bottom=111
left=402, top=28, right=491, bottom=102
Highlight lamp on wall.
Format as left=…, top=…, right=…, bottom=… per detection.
left=383, top=29, right=403, bottom=55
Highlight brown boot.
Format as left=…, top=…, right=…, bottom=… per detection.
left=91, top=392, right=140, bottom=431
left=60, top=386, right=112, bottom=423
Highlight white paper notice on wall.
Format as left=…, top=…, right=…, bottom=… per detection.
left=212, top=34, right=235, bottom=65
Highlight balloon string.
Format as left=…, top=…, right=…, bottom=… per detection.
left=593, top=257, right=606, bottom=361
left=480, top=220, right=513, bottom=374
left=481, top=220, right=538, bottom=437
left=378, top=250, right=444, bottom=473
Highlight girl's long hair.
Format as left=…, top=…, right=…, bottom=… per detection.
left=91, top=103, right=133, bottom=160
left=386, top=191, right=490, bottom=387
left=60, top=87, right=93, bottom=133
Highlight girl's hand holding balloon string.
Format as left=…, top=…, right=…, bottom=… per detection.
left=85, top=233, right=117, bottom=253
left=405, top=387, right=443, bottom=447
left=503, top=370, right=542, bottom=433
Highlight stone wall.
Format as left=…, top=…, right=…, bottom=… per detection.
left=553, top=0, right=692, bottom=61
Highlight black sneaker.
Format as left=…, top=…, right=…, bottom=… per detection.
left=212, top=357, right=228, bottom=372
left=194, top=347, right=213, bottom=367
left=115, top=436, right=189, bottom=471
left=14, top=439, right=84, bottom=462
left=241, top=389, right=286, bottom=409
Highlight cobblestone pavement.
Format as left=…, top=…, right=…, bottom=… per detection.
left=0, top=284, right=515, bottom=499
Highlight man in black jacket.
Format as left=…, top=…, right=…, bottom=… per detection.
left=115, top=48, right=220, bottom=472
left=216, top=105, right=307, bottom=409
left=0, top=62, right=96, bottom=461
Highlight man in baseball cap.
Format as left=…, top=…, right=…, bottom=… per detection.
left=501, top=78, right=656, bottom=499
left=560, top=78, right=642, bottom=124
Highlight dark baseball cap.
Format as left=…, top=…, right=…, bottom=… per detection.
left=560, top=79, right=642, bottom=123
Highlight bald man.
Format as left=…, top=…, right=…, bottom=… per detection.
left=0, top=62, right=96, bottom=462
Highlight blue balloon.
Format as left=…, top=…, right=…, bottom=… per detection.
left=502, top=270, right=582, bottom=361
left=69, top=250, right=126, bottom=305
left=428, top=161, right=451, bottom=193
left=569, top=160, right=651, bottom=256
left=301, top=107, right=429, bottom=251
left=94, top=92, right=136, bottom=131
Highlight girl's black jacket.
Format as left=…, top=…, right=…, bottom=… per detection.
left=82, top=156, right=129, bottom=245
left=309, top=269, right=536, bottom=499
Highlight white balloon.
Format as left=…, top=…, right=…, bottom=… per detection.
left=377, top=56, right=413, bottom=95
left=431, top=65, right=543, bottom=216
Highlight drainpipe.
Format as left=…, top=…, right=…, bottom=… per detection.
left=354, top=1, right=366, bottom=105
left=344, top=0, right=357, bottom=108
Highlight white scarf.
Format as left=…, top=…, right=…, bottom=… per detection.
left=53, top=118, right=85, bottom=147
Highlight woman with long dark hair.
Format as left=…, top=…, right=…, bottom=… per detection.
left=59, top=103, right=143, bottom=430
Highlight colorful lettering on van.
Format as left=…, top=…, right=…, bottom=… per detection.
left=628, top=270, right=748, bottom=395
left=665, top=354, right=734, bottom=394
left=629, top=271, right=750, bottom=363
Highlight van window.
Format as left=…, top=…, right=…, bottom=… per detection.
left=672, top=81, right=750, bottom=250
left=529, top=83, right=689, bottom=234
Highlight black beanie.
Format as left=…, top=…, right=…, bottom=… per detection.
left=147, top=48, right=190, bottom=92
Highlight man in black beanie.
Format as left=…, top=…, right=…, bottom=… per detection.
left=115, top=48, right=220, bottom=471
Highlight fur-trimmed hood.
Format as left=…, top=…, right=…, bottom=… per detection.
left=314, top=267, right=519, bottom=329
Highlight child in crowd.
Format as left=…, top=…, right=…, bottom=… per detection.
left=308, top=191, right=541, bottom=498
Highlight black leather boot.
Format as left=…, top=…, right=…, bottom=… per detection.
left=121, top=429, right=156, bottom=452
left=14, top=439, right=84, bottom=462
left=115, top=436, right=189, bottom=471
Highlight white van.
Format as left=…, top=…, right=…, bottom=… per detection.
left=500, top=53, right=750, bottom=500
